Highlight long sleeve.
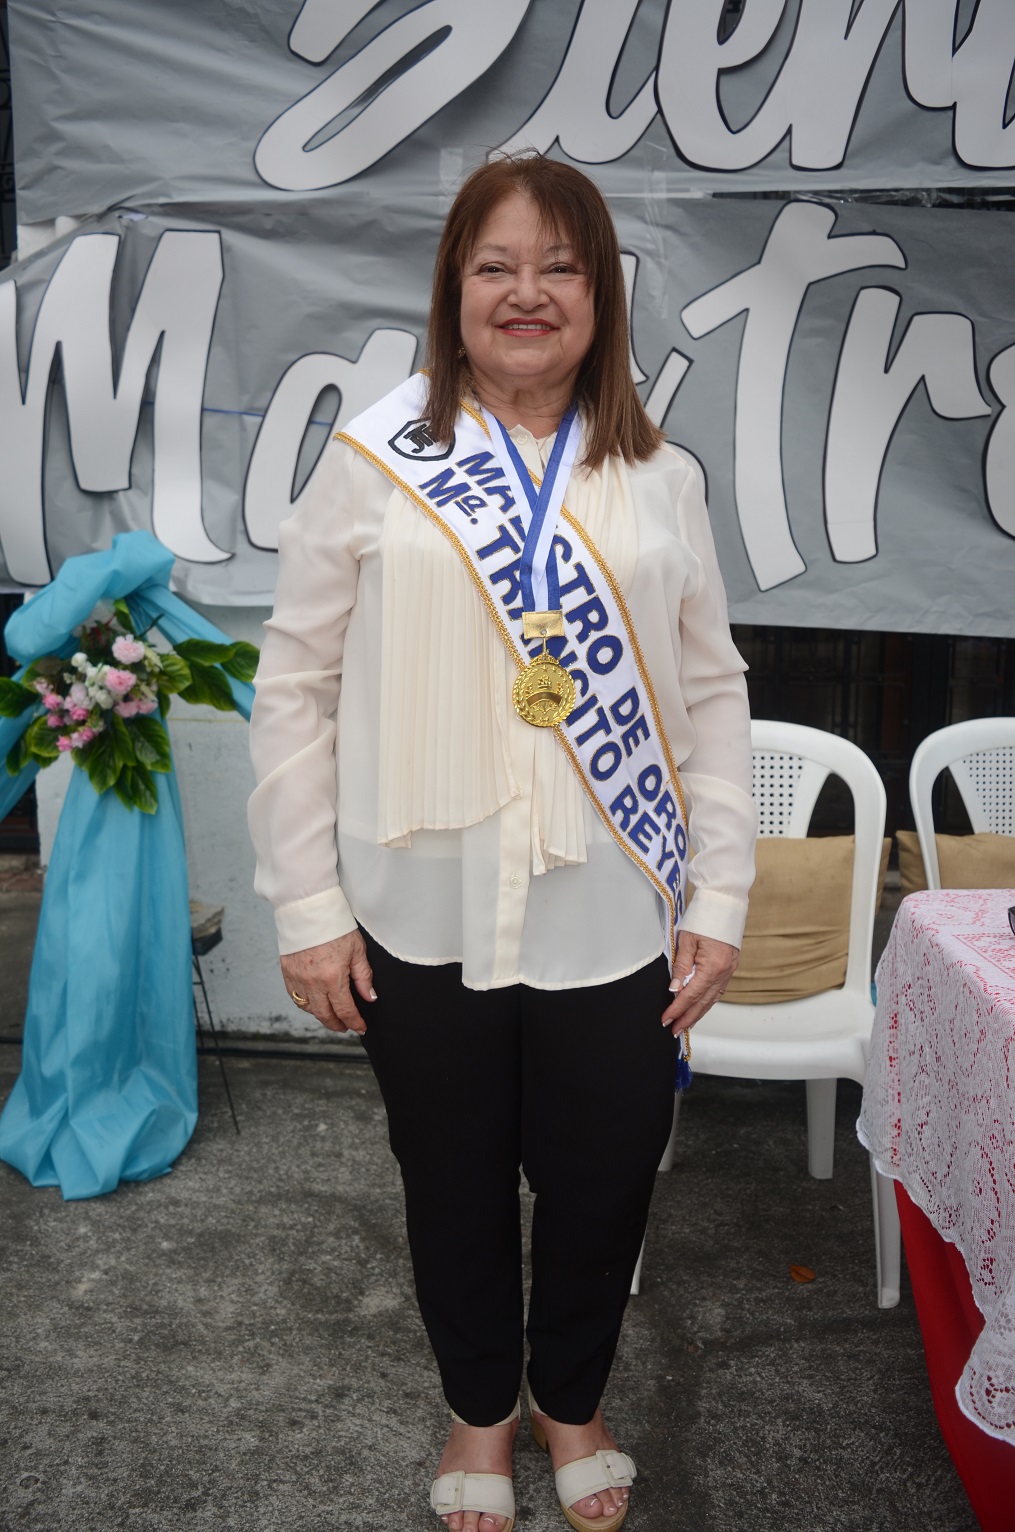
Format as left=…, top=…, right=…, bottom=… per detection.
left=667, top=457, right=757, bottom=948
left=247, top=439, right=363, bottom=954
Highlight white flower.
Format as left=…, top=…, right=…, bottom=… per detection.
left=142, top=644, right=163, bottom=672
left=72, top=653, right=88, bottom=670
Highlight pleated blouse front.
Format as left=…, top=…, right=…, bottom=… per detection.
left=248, top=416, right=756, bottom=991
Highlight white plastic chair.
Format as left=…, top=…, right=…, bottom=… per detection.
left=909, top=717, right=1015, bottom=888
left=632, top=721, right=900, bottom=1308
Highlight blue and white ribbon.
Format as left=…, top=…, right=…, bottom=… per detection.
left=482, top=404, right=581, bottom=617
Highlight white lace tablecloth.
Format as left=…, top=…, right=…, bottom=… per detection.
left=858, top=888, right=1015, bottom=1444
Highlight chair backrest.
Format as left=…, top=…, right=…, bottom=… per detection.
left=751, top=720, right=887, bottom=996
left=909, top=717, right=1015, bottom=889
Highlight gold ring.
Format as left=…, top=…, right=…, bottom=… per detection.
left=290, top=989, right=309, bottom=1007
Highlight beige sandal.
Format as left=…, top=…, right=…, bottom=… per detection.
left=527, top=1386, right=636, bottom=1532
left=430, top=1401, right=519, bottom=1531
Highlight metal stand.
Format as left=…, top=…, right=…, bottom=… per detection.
left=190, top=902, right=240, bottom=1134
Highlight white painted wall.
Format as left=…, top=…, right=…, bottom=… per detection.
left=35, top=602, right=329, bottom=1039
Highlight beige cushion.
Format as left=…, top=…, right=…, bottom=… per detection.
left=896, top=829, right=1015, bottom=896
left=724, top=835, right=890, bottom=1006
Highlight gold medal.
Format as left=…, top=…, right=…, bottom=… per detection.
left=513, top=611, right=575, bottom=728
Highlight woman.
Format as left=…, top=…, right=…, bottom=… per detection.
left=249, top=154, right=756, bottom=1532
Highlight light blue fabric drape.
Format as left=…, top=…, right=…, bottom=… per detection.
left=0, top=532, right=253, bottom=1199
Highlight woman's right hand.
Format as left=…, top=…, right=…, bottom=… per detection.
left=279, top=930, right=376, bottom=1034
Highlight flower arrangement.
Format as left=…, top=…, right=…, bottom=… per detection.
left=0, top=599, right=258, bottom=813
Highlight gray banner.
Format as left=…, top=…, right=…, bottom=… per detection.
left=2, top=0, right=1014, bottom=634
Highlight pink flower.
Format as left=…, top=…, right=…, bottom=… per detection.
left=112, top=635, right=145, bottom=664
left=69, top=682, right=89, bottom=707
left=103, top=667, right=136, bottom=697
left=33, top=677, right=50, bottom=695
left=68, top=706, right=90, bottom=723
left=56, top=735, right=74, bottom=752
left=46, top=714, right=66, bottom=729
left=42, top=692, right=63, bottom=711
left=70, top=728, right=95, bottom=748
left=114, top=698, right=141, bottom=719
left=136, top=696, right=158, bottom=716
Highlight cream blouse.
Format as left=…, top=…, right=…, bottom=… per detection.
left=248, top=419, right=757, bottom=990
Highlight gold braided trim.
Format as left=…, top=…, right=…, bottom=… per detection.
left=460, top=398, right=490, bottom=433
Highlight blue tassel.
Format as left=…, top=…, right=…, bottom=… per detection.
left=675, top=1031, right=693, bottom=1093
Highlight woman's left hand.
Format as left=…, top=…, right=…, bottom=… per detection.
left=661, top=930, right=740, bottom=1036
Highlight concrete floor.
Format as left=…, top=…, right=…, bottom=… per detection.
left=0, top=1045, right=980, bottom=1531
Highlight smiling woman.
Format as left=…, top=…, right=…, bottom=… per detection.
left=423, top=155, right=662, bottom=471
left=248, top=152, right=756, bottom=1532
left=457, top=194, right=595, bottom=427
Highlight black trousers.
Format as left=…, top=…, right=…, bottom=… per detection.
left=357, top=927, right=678, bottom=1427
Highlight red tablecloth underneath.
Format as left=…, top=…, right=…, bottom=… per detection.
left=896, top=1183, right=1015, bottom=1532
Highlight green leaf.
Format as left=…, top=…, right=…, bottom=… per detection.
left=157, top=689, right=172, bottom=718
left=131, top=715, right=172, bottom=773
left=6, top=732, right=31, bottom=777
left=220, top=641, right=259, bottom=683
left=113, top=763, right=158, bottom=815
left=179, top=658, right=235, bottom=712
left=25, top=715, right=60, bottom=764
left=109, top=713, right=136, bottom=769
left=84, top=729, right=120, bottom=796
left=112, top=599, right=136, bottom=634
left=30, top=655, right=64, bottom=680
left=0, top=678, right=40, bottom=718
left=175, top=638, right=237, bottom=666
left=158, top=652, right=192, bottom=694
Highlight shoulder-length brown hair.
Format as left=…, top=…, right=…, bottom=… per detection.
left=423, top=154, right=663, bottom=470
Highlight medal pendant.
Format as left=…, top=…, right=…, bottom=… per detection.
left=513, top=644, right=575, bottom=728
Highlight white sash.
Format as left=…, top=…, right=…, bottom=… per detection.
left=338, top=374, right=690, bottom=970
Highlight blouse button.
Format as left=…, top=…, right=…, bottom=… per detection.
left=509, top=873, right=523, bottom=888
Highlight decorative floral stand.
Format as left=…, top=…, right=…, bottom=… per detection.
left=0, top=532, right=253, bottom=1199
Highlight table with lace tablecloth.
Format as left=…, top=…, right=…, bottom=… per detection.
left=858, top=888, right=1015, bottom=1518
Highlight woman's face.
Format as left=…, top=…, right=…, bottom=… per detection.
left=459, top=191, right=595, bottom=400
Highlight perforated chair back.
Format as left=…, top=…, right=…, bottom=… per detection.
left=909, top=718, right=1015, bottom=889
left=750, top=720, right=886, bottom=996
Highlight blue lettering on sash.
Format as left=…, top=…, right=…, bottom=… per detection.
left=454, top=451, right=515, bottom=511
left=629, top=811, right=659, bottom=853
left=609, top=687, right=639, bottom=725
left=674, top=823, right=688, bottom=860
left=568, top=666, right=590, bottom=699
left=655, top=790, right=677, bottom=830
left=638, top=765, right=663, bottom=800
left=609, top=786, right=638, bottom=830
left=566, top=597, right=609, bottom=645
left=420, top=469, right=475, bottom=506
left=587, top=636, right=622, bottom=675
left=558, top=562, right=596, bottom=601
left=590, top=742, right=622, bottom=781
left=476, top=524, right=521, bottom=560
left=489, top=559, right=523, bottom=606
left=575, top=706, right=612, bottom=747
left=567, top=691, right=599, bottom=725
left=622, top=715, right=650, bottom=756
left=656, top=840, right=676, bottom=873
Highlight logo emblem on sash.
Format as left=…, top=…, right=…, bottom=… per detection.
left=388, top=419, right=454, bottom=461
